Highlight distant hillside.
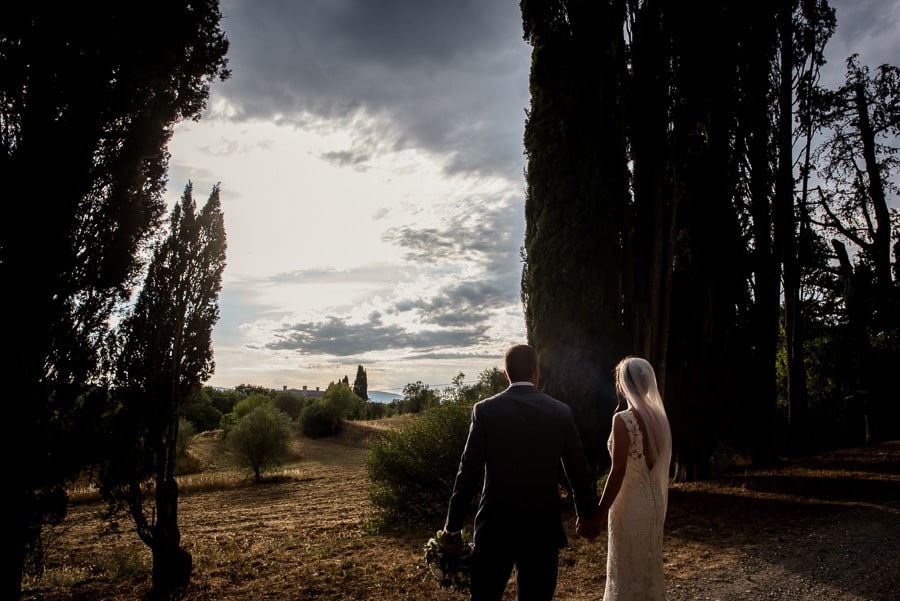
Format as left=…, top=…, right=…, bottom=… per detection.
left=368, top=390, right=403, bottom=403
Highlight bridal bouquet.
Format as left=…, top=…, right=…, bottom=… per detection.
left=421, top=529, right=474, bottom=591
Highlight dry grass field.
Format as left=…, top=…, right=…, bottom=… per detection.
left=21, top=418, right=900, bottom=601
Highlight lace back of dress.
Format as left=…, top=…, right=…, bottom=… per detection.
left=622, top=411, right=646, bottom=469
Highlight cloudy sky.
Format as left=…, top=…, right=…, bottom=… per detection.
left=164, top=0, right=900, bottom=394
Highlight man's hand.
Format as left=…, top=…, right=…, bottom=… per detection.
left=441, top=530, right=463, bottom=558
left=576, top=510, right=603, bottom=540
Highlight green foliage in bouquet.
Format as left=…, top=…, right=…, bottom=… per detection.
left=422, top=529, right=474, bottom=591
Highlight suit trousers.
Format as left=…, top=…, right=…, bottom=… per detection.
left=470, top=538, right=560, bottom=601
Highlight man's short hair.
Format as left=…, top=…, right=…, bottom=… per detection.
left=505, top=344, right=537, bottom=382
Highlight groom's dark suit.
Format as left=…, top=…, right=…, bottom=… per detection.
left=444, top=382, right=598, bottom=601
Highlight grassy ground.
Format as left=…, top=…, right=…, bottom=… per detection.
left=21, top=419, right=900, bottom=601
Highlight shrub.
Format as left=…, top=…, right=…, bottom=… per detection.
left=220, top=393, right=272, bottom=432
left=183, top=397, right=222, bottom=432
left=218, top=411, right=238, bottom=431
left=324, top=381, right=365, bottom=420
left=176, top=418, right=196, bottom=458
left=300, top=401, right=342, bottom=438
left=363, top=401, right=392, bottom=420
left=228, top=405, right=293, bottom=481
left=273, top=392, right=306, bottom=421
left=365, top=402, right=474, bottom=529
left=104, top=544, right=152, bottom=581
left=233, top=393, right=273, bottom=419
left=206, top=386, right=239, bottom=414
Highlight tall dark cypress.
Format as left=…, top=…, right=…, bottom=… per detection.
left=353, top=365, right=369, bottom=401
left=0, top=4, right=229, bottom=598
left=520, top=0, right=631, bottom=479
left=105, top=183, right=227, bottom=597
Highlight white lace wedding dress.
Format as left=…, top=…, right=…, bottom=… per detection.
left=604, top=409, right=666, bottom=600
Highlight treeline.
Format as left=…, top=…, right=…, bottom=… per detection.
left=174, top=367, right=508, bottom=504
left=519, top=0, right=900, bottom=481
left=184, top=365, right=508, bottom=436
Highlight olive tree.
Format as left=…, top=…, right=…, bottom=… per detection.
left=229, top=405, right=294, bottom=482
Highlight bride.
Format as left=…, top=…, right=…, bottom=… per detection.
left=578, top=356, right=672, bottom=600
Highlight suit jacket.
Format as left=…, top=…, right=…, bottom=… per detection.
left=444, top=384, right=597, bottom=549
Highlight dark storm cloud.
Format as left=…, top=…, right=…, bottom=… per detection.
left=382, top=190, right=525, bottom=274
left=241, top=188, right=527, bottom=354
left=409, top=350, right=500, bottom=361
left=822, top=0, right=900, bottom=88
left=392, top=279, right=517, bottom=328
left=256, top=264, right=518, bottom=357
left=257, top=267, right=518, bottom=356
left=320, top=149, right=371, bottom=170
left=830, top=0, right=898, bottom=57
left=265, top=313, right=487, bottom=356
left=217, top=0, right=531, bottom=179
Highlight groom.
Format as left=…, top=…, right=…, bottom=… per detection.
left=441, top=344, right=598, bottom=601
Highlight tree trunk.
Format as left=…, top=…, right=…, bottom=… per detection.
left=628, top=0, right=676, bottom=381
left=777, top=2, right=809, bottom=454
left=664, top=0, right=751, bottom=481
left=151, top=475, right=192, bottom=597
left=151, top=543, right=192, bottom=599
left=831, top=239, right=873, bottom=443
left=150, top=415, right=191, bottom=597
left=745, top=0, right=781, bottom=465
left=854, top=81, right=893, bottom=296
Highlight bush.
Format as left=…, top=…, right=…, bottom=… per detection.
left=206, top=386, right=239, bottom=414
left=324, top=381, right=365, bottom=420
left=363, top=401, right=392, bottom=420
left=300, top=401, right=342, bottom=438
left=365, top=402, right=474, bottom=529
left=220, top=393, right=272, bottom=432
left=233, top=393, right=272, bottom=419
left=228, top=405, right=293, bottom=481
left=273, top=392, right=306, bottom=421
left=218, top=411, right=238, bottom=431
left=176, top=418, right=196, bottom=457
left=183, top=397, right=222, bottom=432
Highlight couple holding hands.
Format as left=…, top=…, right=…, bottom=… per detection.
left=440, top=344, right=672, bottom=601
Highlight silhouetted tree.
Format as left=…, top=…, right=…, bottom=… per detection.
left=475, top=367, right=509, bottom=398
left=808, top=57, right=900, bottom=440
left=441, top=368, right=508, bottom=405
left=102, top=183, right=227, bottom=598
left=520, top=0, right=628, bottom=484
left=0, top=4, right=228, bottom=598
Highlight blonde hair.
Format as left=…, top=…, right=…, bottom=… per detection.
left=615, top=356, right=672, bottom=500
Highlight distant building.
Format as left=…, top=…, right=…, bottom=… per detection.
left=280, top=384, right=325, bottom=399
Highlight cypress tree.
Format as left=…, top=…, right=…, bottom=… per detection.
left=104, top=182, right=227, bottom=597
left=1, top=4, right=229, bottom=597
left=520, top=0, right=631, bottom=479
left=353, top=365, right=369, bottom=401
